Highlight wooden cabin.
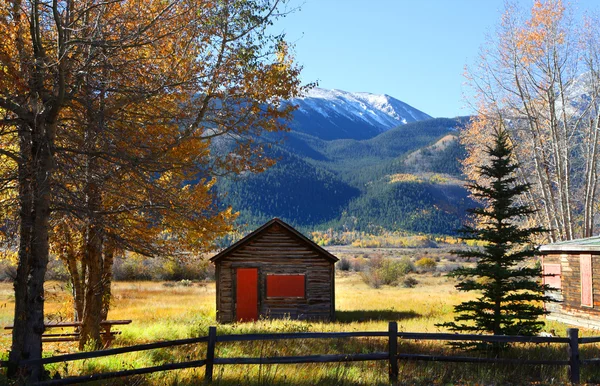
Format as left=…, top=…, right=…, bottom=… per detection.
left=541, top=237, right=600, bottom=329
left=210, top=218, right=338, bottom=323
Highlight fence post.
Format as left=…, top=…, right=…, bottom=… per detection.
left=567, top=328, right=580, bottom=384
left=388, top=321, right=399, bottom=382
left=205, top=326, right=217, bottom=383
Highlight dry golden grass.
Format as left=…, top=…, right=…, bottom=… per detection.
left=0, top=273, right=595, bottom=385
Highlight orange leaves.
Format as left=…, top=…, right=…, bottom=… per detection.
left=515, top=0, right=567, bottom=65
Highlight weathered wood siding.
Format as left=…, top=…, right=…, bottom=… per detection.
left=544, top=252, right=600, bottom=329
left=215, top=223, right=334, bottom=323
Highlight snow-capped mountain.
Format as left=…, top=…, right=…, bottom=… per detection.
left=287, top=87, right=432, bottom=140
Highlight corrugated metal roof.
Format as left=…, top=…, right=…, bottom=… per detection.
left=540, top=235, right=600, bottom=252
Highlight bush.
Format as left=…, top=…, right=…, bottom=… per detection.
left=396, top=256, right=415, bottom=275
left=360, top=256, right=414, bottom=288
left=112, top=253, right=215, bottom=281
left=402, top=276, right=419, bottom=288
left=113, top=255, right=153, bottom=281
left=338, top=257, right=351, bottom=271
left=350, top=257, right=367, bottom=272
left=415, top=257, right=437, bottom=272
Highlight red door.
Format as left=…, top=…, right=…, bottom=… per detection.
left=236, top=268, right=258, bottom=321
left=581, top=254, right=593, bottom=307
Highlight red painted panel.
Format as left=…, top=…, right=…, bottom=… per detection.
left=581, top=254, right=593, bottom=307
left=266, top=275, right=305, bottom=298
left=236, top=268, right=258, bottom=321
left=543, top=264, right=562, bottom=289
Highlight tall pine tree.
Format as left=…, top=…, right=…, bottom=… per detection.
left=438, top=129, right=549, bottom=337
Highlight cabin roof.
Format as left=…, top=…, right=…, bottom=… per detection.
left=540, top=235, right=600, bottom=253
left=210, top=218, right=339, bottom=263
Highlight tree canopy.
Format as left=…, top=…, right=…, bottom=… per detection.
left=0, top=0, right=304, bottom=380
left=463, top=0, right=600, bottom=242
left=438, top=130, right=549, bottom=341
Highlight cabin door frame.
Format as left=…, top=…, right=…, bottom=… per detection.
left=234, top=267, right=259, bottom=322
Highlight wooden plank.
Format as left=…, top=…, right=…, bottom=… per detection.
left=41, top=331, right=121, bottom=338
left=204, top=326, right=217, bottom=383
left=5, top=320, right=131, bottom=330
left=396, top=332, right=570, bottom=343
left=568, top=328, right=580, bottom=384
left=21, top=335, right=209, bottom=366
left=100, top=320, right=132, bottom=326
left=216, top=331, right=387, bottom=342
left=579, top=336, right=600, bottom=343
left=397, top=354, right=568, bottom=366
left=213, top=353, right=389, bottom=365
left=32, top=359, right=206, bottom=386
left=42, top=338, right=80, bottom=343
left=388, top=322, right=398, bottom=382
left=582, top=358, right=600, bottom=364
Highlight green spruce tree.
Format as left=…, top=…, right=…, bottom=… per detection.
left=438, top=129, right=549, bottom=337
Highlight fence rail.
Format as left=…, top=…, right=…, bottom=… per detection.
left=4, top=323, right=596, bottom=385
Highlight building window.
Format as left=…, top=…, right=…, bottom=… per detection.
left=266, top=274, right=305, bottom=298
left=543, top=263, right=562, bottom=289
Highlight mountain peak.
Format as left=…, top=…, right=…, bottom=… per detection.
left=288, top=87, right=432, bottom=140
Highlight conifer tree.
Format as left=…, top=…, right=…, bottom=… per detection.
left=438, top=129, right=549, bottom=337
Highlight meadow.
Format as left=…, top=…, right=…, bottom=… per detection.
left=0, top=270, right=598, bottom=385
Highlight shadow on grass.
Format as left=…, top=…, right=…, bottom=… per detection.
left=335, top=309, right=420, bottom=323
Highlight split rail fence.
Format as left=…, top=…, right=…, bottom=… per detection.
left=3, top=322, right=598, bottom=385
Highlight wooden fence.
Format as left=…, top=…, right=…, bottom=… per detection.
left=3, top=323, right=595, bottom=385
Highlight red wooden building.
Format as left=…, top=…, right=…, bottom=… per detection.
left=541, top=237, right=600, bottom=329
left=210, top=218, right=338, bottom=323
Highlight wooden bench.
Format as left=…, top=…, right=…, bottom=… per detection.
left=4, top=320, right=131, bottom=347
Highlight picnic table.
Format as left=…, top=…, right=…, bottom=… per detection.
left=4, top=320, right=131, bottom=347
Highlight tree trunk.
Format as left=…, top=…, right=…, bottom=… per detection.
left=8, top=126, right=34, bottom=380
left=9, top=121, right=54, bottom=381
left=64, top=242, right=85, bottom=322
left=79, top=186, right=104, bottom=350
left=101, top=245, right=115, bottom=322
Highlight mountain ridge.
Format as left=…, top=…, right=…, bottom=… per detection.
left=287, top=87, right=432, bottom=140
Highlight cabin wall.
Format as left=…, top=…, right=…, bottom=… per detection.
left=544, top=252, right=600, bottom=329
left=215, top=224, right=334, bottom=323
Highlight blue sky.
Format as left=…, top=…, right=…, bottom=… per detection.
left=273, top=0, right=600, bottom=118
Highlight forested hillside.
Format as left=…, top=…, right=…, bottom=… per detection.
left=217, top=117, right=475, bottom=235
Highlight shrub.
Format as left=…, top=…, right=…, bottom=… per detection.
left=415, top=257, right=437, bottom=272
left=360, top=256, right=414, bottom=288
left=113, top=255, right=154, bottom=281
left=396, top=256, right=415, bottom=275
left=402, top=276, right=419, bottom=288
left=350, top=257, right=367, bottom=272
left=338, top=257, right=351, bottom=271
left=360, top=270, right=383, bottom=289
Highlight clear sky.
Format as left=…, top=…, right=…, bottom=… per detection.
left=272, top=0, right=600, bottom=118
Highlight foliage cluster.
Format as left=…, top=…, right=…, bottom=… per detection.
left=359, top=256, right=414, bottom=288
left=439, top=130, right=549, bottom=339
left=0, top=0, right=305, bottom=365
left=463, top=0, right=600, bottom=242
left=414, top=257, right=437, bottom=272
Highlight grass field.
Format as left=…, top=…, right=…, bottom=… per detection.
left=0, top=272, right=597, bottom=385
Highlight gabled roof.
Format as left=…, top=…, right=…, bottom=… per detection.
left=540, top=235, right=600, bottom=252
left=210, top=218, right=339, bottom=263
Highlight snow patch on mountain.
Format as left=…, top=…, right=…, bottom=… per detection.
left=290, top=87, right=432, bottom=133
